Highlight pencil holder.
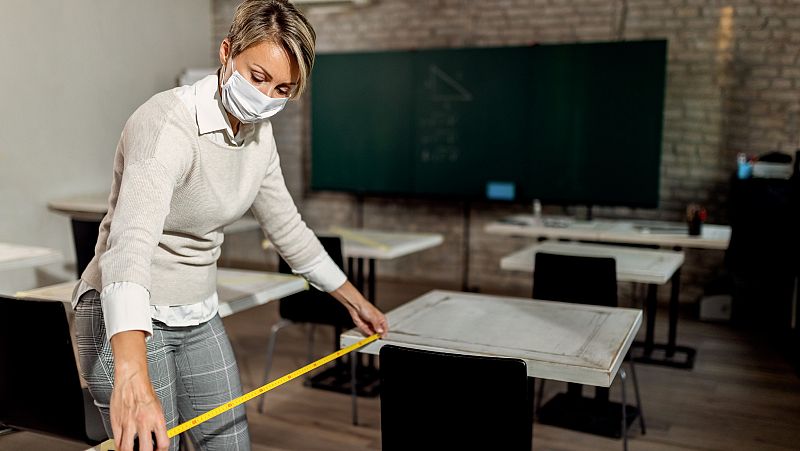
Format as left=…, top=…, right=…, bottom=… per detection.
left=686, top=203, right=707, bottom=236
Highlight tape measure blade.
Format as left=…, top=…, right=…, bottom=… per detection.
left=85, top=334, right=379, bottom=446
left=166, top=333, right=380, bottom=437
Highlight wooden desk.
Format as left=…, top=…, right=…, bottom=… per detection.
left=485, top=214, right=731, bottom=250
left=0, top=242, right=63, bottom=272
left=47, top=193, right=261, bottom=277
left=15, top=268, right=308, bottom=319
left=499, top=241, right=693, bottom=369
left=341, top=290, right=642, bottom=387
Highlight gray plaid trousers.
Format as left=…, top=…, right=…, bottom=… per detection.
left=74, top=290, right=251, bottom=451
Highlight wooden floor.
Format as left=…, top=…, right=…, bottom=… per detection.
left=2, top=278, right=800, bottom=451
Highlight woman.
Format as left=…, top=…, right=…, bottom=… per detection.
left=72, top=1, right=388, bottom=450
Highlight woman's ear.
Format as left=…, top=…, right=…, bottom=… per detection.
left=219, top=39, right=231, bottom=66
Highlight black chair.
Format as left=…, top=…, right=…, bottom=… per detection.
left=379, top=345, right=534, bottom=451
left=532, top=252, right=645, bottom=450
left=71, top=218, right=101, bottom=278
left=0, top=296, right=107, bottom=446
left=727, top=173, right=798, bottom=334
left=257, top=236, right=358, bottom=419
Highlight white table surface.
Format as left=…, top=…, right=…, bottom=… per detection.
left=485, top=214, right=731, bottom=250
left=15, top=268, right=307, bottom=318
left=500, top=241, right=684, bottom=285
left=328, top=227, right=445, bottom=260
left=47, top=192, right=261, bottom=234
left=0, top=242, right=63, bottom=272
left=47, top=192, right=109, bottom=222
left=341, top=290, right=641, bottom=387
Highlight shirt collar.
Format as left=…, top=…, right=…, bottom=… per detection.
left=194, top=72, right=235, bottom=138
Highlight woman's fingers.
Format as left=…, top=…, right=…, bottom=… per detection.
left=118, top=420, right=136, bottom=451
left=154, top=421, right=170, bottom=451
left=110, top=376, right=168, bottom=451
left=352, top=302, right=388, bottom=337
left=111, top=417, right=123, bottom=450
left=353, top=315, right=375, bottom=336
left=137, top=425, right=153, bottom=451
left=377, top=314, right=389, bottom=336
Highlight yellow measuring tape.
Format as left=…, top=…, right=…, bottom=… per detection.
left=92, top=333, right=380, bottom=451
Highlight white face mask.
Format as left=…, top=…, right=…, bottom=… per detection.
left=220, top=60, right=289, bottom=123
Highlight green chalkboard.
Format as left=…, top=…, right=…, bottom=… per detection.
left=311, top=40, right=666, bottom=207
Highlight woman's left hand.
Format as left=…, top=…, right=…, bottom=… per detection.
left=330, top=280, right=389, bottom=337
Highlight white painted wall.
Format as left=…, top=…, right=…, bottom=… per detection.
left=0, top=0, right=213, bottom=292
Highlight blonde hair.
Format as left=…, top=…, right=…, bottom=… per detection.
left=226, top=0, right=316, bottom=98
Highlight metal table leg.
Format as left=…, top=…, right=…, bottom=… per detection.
left=632, top=269, right=696, bottom=369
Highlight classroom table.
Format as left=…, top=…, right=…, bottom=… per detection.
left=485, top=214, right=731, bottom=250
left=487, top=214, right=729, bottom=369
left=262, top=225, right=444, bottom=307
left=299, top=227, right=445, bottom=397
left=500, top=241, right=691, bottom=372
left=330, top=226, right=444, bottom=302
left=342, top=289, right=642, bottom=441
left=48, top=193, right=261, bottom=277
left=342, top=289, right=642, bottom=439
left=0, top=242, right=63, bottom=272
left=341, top=289, right=641, bottom=385
left=15, top=267, right=308, bottom=319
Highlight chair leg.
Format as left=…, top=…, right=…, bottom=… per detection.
left=620, top=367, right=628, bottom=451
left=351, top=351, right=359, bottom=426
left=305, top=324, right=317, bottom=383
left=629, top=360, right=646, bottom=435
left=257, top=319, right=293, bottom=414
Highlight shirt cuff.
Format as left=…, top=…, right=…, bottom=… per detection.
left=292, top=250, right=347, bottom=292
left=100, top=282, right=153, bottom=341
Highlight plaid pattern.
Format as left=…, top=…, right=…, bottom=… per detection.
left=75, top=290, right=250, bottom=450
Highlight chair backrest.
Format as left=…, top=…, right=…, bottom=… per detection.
left=0, top=296, right=90, bottom=442
left=277, top=235, right=354, bottom=327
left=379, top=345, right=533, bottom=451
left=533, top=251, right=618, bottom=307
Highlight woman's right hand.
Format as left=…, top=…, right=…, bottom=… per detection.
left=110, top=331, right=169, bottom=451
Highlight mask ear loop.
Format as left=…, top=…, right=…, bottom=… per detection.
left=220, top=55, right=235, bottom=89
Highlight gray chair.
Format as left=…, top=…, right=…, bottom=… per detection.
left=0, top=296, right=107, bottom=445
left=532, top=252, right=645, bottom=451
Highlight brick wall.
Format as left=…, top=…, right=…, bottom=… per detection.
left=214, top=0, right=800, bottom=305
